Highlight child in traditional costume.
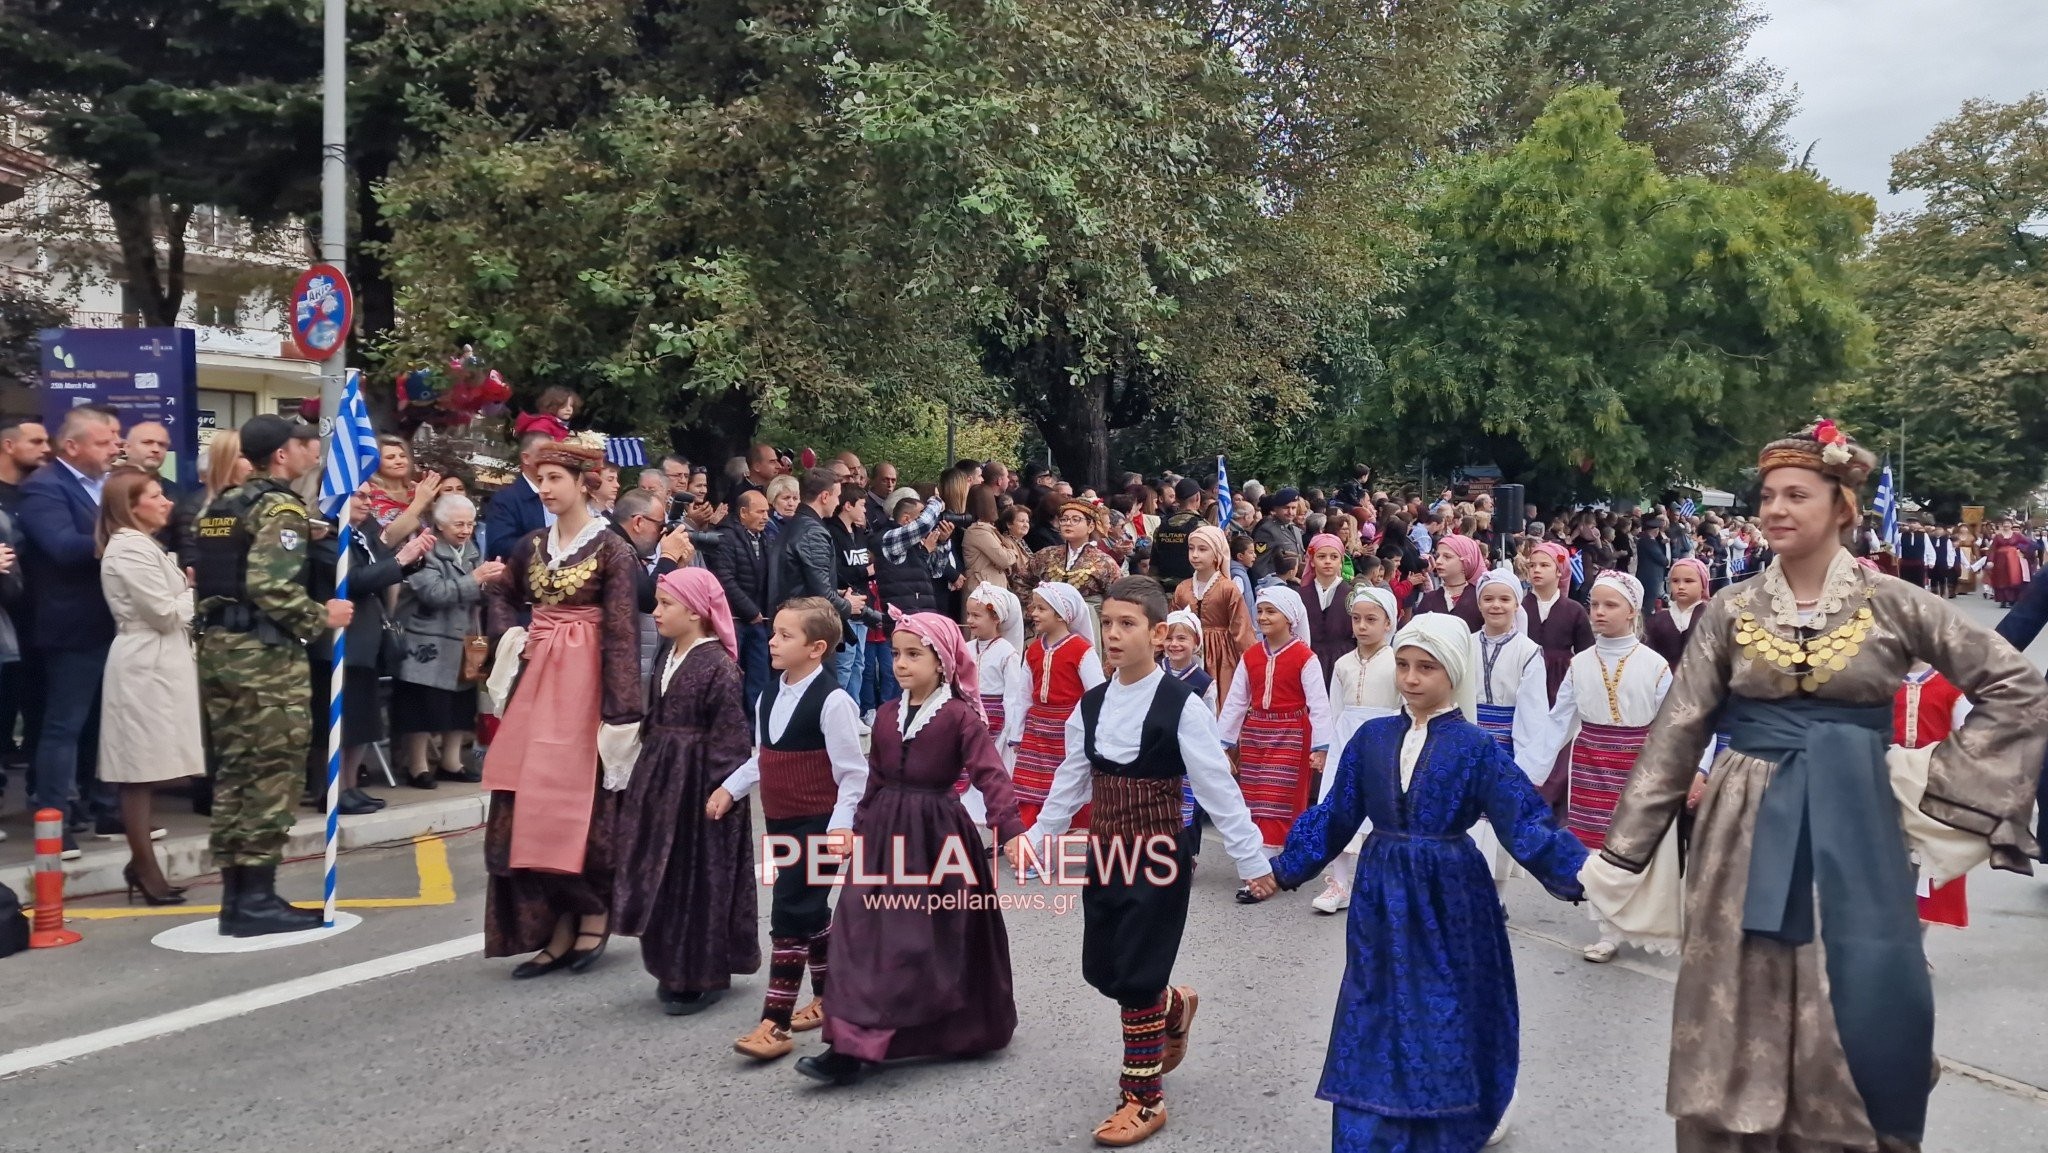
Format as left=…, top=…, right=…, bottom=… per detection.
left=1161, top=609, right=1217, bottom=856
left=965, top=582, right=1026, bottom=825
left=1471, top=570, right=1549, bottom=894
left=1015, top=576, right=1276, bottom=1148
left=1219, top=586, right=1334, bottom=894
left=707, top=597, right=872, bottom=1060
left=1644, top=557, right=1710, bottom=668
left=612, top=569, right=759, bottom=1016
left=800, top=611, right=1025, bottom=1084
left=1303, top=533, right=1355, bottom=680
left=1309, top=586, right=1400, bottom=914
left=1171, top=524, right=1258, bottom=703
left=1896, top=663, right=1974, bottom=933
left=1009, top=582, right=1106, bottom=830
left=1521, top=570, right=1673, bottom=962
left=1416, top=533, right=1486, bottom=630
left=1270, top=611, right=1587, bottom=1153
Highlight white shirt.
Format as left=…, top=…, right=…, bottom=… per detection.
left=1531, top=590, right=1561, bottom=623
left=58, top=458, right=105, bottom=505
left=1475, top=629, right=1550, bottom=776
left=1026, top=666, right=1272, bottom=881
left=1518, top=634, right=1672, bottom=781
left=1313, top=577, right=1345, bottom=612
left=1217, top=639, right=1335, bottom=751
left=1005, top=633, right=1107, bottom=742
left=1400, top=704, right=1459, bottom=791
left=975, top=636, right=1026, bottom=747
left=719, top=663, right=871, bottom=829
left=659, top=636, right=716, bottom=695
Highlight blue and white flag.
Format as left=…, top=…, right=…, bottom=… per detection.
left=1215, top=455, right=1233, bottom=528
left=1569, top=550, right=1586, bottom=588
left=605, top=436, right=649, bottom=468
left=1873, top=463, right=1898, bottom=547
left=1677, top=498, right=1697, bottom=519
left=319, top=369, right=380, bottom=521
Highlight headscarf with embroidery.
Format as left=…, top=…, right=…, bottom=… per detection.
left=968, top=580, right=1026, bottom=653
left=1474, top=568, right=1531, bottom=636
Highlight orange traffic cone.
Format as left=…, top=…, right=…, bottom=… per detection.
left=29, top=808, right=81, bottom=949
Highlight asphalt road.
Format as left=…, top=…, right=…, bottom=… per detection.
left=2, top=593, right=2045, bottom=1153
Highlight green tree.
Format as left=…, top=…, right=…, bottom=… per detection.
left=1474, top=0, right=1795, bottom=175
left=1834, top=94, right=2048, bottom=513
left=1342, top=87, right=1871, bottom=506
left=0, top=278, right=67, bottom=389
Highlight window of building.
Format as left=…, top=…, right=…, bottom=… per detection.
left=193, top=290, right=240, bottom=329
left=197, top=389, right=258, bottom=432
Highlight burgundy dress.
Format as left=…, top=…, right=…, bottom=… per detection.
left=612, top=640, right=762, bottom=993
left=1642, top=606, right=1698, bottom=669
left=1522, top=591, right=1593, bottom=813
left=1302, top=580, right=1353, bottom=683
left=821, top=693, right=1025, bottom=1062
left=1416, top=584, right=1483, bottom=631
left=481, top=527, right=644, bottom=958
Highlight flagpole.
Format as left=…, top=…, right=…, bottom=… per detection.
left=323, top=519, right=349, bottom=927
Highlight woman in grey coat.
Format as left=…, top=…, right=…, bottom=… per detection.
left=392, top=495, right=505, bottom=787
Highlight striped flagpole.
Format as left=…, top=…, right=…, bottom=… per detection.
left=324, top=521, right=349, bottom=927
left=317, top=368, right=378, bottom=928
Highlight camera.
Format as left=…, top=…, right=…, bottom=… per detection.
left=939, top=511, right=976, bottom=530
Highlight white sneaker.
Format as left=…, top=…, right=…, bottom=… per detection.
left=1486, top=1091, right=1517, bottom=1146
left=1309, top=875, right=1350, bottom=914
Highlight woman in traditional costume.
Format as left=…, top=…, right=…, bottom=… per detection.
left=1029, top=499, right=1123, bottom=612
left=1987, top=520, right=2032, bottom=606
left=1271, top=611, right=1587, bottom=1153
left=1582, top=419, right=2048, bottom=1153
left=481, top=435, right=646, bottom=977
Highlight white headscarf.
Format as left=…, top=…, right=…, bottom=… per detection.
left=1592, top=570, right=1645, bottom=616
left=1033, top=581, right=1097, bottom=647
left=1165, top=607, right=1203, bottom=640
left=1255, top=585, right=1312, bottom=650
left=1351, top=585, right=1399, bottom=628
left=969, top=581, right=1026, bottom=653
left=1475, top=568, right=1530, bottom=636
left=1391, top=612, right=1479, bottom=722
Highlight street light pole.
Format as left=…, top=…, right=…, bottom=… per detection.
left=317, top=0, right=347, bottom=428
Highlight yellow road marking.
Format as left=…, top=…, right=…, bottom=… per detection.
left=59, top=836, right=458, bottom=921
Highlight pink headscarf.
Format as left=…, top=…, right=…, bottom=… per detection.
left=1307, top=533, right=1343, bottom=557
left=1532, top=540, right=1572, bottom=588
left=656, top=567, right=737, bottom=660
left=890, top=608, right=981, bottom=714
left=1437, top=534, right=1485, bottom=582
left=1668, top=557, right=1711, bottom=597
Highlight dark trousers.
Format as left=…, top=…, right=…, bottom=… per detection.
left=1899, top=560, right=1926, bottom=588
left=1082, top=835, right=1194, bottom=1008
left=764, top=812, right=837, bottom=938
left=1930, top=566, right=1957, bottom=598
left=29, top=644, right=112, bottom=824
left=738, top=621, right=771, bottom=723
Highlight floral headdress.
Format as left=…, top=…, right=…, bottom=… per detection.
left=1757, top=418, right=1876, bottom=489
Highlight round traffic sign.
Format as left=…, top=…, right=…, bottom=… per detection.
left=289, top=263, right=354, bottom=361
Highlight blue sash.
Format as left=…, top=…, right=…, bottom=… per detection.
left=1721, top=694, right=1931, bottom=1143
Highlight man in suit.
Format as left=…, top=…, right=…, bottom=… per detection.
left=483, top=429, right=557, bottom=561
left=17, top=405, right=129, bottom=854
left=710, top=488, right=773, bottom=718
left=1897, top=517, right=1930, bottom=587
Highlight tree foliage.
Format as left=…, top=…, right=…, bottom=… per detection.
left=1334, top=87, right=1870, bottom=505
left=1832, top=94, right=2048, bottom=514
left=0, top=278, right=67, bottom=390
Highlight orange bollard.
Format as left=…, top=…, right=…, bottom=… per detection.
left=29, top=808, right=81, bottom=949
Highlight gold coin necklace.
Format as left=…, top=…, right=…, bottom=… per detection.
left=1732, top=594, right=1874, bottom=692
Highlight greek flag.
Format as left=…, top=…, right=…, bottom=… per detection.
left=1677, top=498, right=1697, bottom=518
left=1569, top=550, right=1586, bottom=587
left=605, top=436, right=648, bottom=468
left=1215, top=455, right=1233, bottom=528
left=1874, top=463, right=1897, bottom=547
left=319, top=369, right=380, bottom=521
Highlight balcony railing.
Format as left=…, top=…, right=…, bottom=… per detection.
left=68, top=311, right=305, bottom=360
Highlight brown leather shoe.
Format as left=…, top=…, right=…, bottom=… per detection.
left=789, top=996, right=825, bottom=1032
left=734, top=1019, right=793, bottom=1061
left=1160, top=986, right=1198, bottom=1074
left=1093, top=1095, right=1167, bottom=1147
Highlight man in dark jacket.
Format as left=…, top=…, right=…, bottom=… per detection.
left=1151, top=478, right=1205, bottom=585
left=482, top=430, right=556, bottom=561
left=768, top=467, right=865, bottom=624
left=712, top=488, right=773, bottom=717
left=1636, top=517, right=1672, bottom=608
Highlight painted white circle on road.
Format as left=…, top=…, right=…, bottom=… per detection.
left=152, top=912, right=362, bottom=954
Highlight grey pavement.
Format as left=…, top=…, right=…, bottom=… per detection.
left=0, top=589, right=2043, bottom=1152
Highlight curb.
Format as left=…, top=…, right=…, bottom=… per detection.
left=0, top=793, right=488, bottom=902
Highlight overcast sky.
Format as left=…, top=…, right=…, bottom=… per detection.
left=1750, top=0, right=2048, bottom=218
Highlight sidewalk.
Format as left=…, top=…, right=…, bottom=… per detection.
left=0, top=779, right=486, bottom=901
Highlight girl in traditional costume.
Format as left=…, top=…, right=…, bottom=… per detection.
left=1220, top=586, right=1333, bottom=895
left=612, top=568, right=758, bottom=1014
left=1169, top=524, right=1257, bottom=705
left=1582, top=419, right=2048, bottom=1153
left=1271, top=611, right=1587, bottom=1153
left=965, top=581, right=1027, bottom=812
left=1416, top=533, right=1485, bottom=630
left=1308, top=587, right=1400, bottom=914
left=801, top=611, right=1024, bottom=1084
left=1008, top=582, right=1104, bottom=830
left=1520, top=569, right=1673, bottom=963
left=481, top=436, right=645, bottom=978
left=1645, top=557, right=1711, bottom=667
left=1161, top=609, right=1217, bottom=857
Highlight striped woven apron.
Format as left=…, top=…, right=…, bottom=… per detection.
left=1474, top=702, right=1516, bottom=756
left=1238, top=706, right=1311, bottom=848
left=960, top=692, right=1009, bottom=795
left=1566, top=720, right=1650, bottom=851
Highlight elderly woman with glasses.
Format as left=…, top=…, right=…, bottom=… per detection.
left=1027, top=499, right=1122, bottom=611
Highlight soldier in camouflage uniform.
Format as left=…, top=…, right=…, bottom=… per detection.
left=194, top=415, right=354, bottom=937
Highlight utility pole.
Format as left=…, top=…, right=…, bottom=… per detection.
left=317, top=0, right=347, bottom=429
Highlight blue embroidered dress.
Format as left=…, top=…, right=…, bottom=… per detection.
left=1273, top=709, right=1588, bottom=1153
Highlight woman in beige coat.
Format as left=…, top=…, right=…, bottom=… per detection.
left=98, top=468, right=204, bottom=904
left=961, top=483, right=1018, bottom=605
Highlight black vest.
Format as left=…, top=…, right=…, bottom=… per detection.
left=194, top=478, right=308, bottom=607
left=759, top=670, right=836, bottom=751
left=1159, top=658, right=1213, bottom=701
left=1079, top=674, right=1193, bottom=780
left=870, top=526, right=937, bottom=615
left=1150, top=511, right=1203, bottom=583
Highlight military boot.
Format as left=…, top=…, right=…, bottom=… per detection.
left=215, top=866, right=243, bottom=936
left=224, top=864, right=324, bottom=937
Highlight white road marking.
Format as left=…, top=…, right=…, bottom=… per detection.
left=0, top=933, right=481, bottom=1079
